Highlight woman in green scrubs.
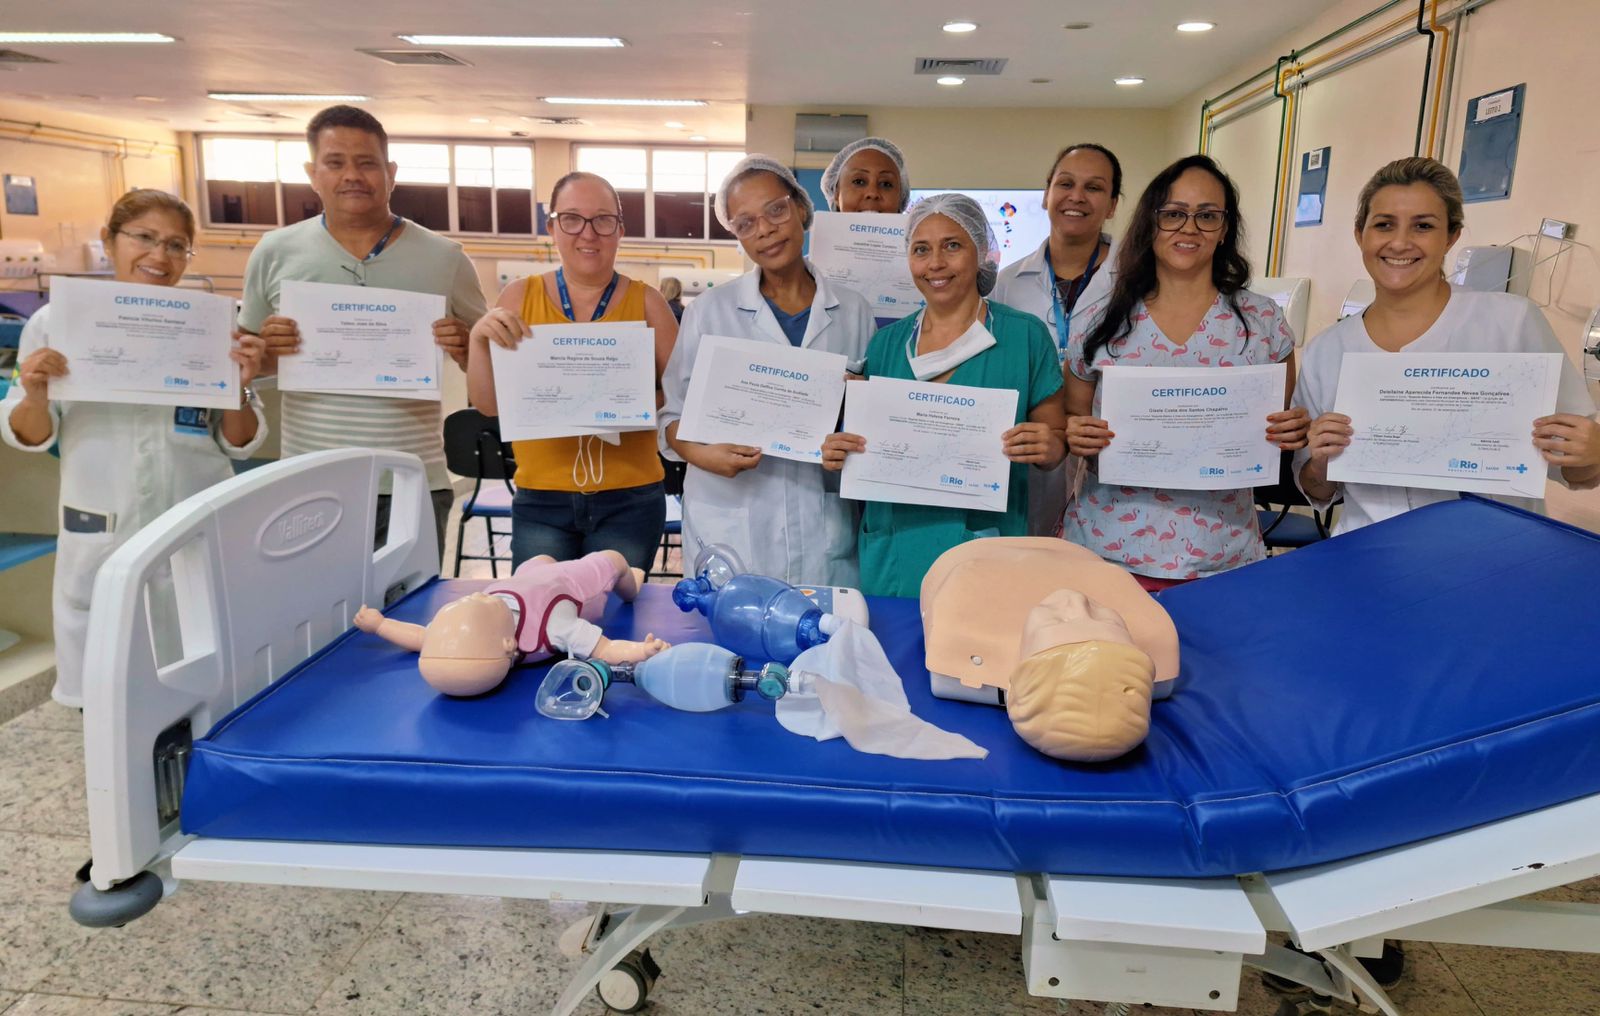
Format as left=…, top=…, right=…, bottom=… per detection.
left=822, top=193, right=1067, bottom=597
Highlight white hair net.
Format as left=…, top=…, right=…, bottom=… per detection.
left=820, top=137, right=910, bottom=212
left=906, top=193, right=1001, bottom=297
left=713, top=155, right=815, bottom=233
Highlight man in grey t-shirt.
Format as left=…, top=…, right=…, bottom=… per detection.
left=240, top=105, right=488, bottom=560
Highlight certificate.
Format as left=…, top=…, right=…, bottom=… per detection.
left=676, top=334, right=847, bottom=463
left=1328, top=352, right=1561, bottom=498
left=840, top=377, right=1017, bottom=512
left=1097, top=364, right=1286, bottom=490
left=809, top=212, right=924, bottom=320
left=278, top=281, right=444, bottom=400
left=46, top=277, right=240, bottom=409
left=490, top=322, right=657, bottom=441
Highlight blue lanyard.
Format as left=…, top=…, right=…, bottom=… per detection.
left=323, top=214, right=403, bottom=262
left=905, top=302, right=993, bottom=362
left=556, top=268, right=620, bottom=322
left=1043, top=241, right=1101, bottom=355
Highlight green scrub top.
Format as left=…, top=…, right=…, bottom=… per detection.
left=857, top=299, right=1063, bottom=597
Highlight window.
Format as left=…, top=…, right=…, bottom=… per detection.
left=198, top=135, right=535, bottom=236
left=573, top=145, right=745, bottom=241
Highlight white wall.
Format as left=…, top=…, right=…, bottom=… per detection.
left=1165, top=0, right=1600, bottom=530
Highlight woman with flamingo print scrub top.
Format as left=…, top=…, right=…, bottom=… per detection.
left=1061, top=155, right=1309, bottom=589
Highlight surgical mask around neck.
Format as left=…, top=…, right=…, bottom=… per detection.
left=905, top=308, right=996, bottom=381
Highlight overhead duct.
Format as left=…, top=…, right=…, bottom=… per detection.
left=794, top=113, right=867, bottom=154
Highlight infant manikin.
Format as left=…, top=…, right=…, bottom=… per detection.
left=354, top=550, right=668, bottom=696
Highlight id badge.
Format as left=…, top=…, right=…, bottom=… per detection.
left=173, top=406, right=211, bottom=436
left=62, top=506, right=114, bottom=534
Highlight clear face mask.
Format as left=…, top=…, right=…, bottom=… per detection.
left=536, top=659, right=610, bottom=720
left=691, top=543, right=747, bottom=589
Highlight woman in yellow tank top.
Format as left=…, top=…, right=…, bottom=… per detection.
left=467, top=171, right=679, bottom=569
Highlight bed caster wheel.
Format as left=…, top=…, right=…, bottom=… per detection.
left=1271, top=996, right=1333, bottom=1016
left=595, top=948, right=660, bottom=1013
left=68, top=870, right=163, bottom=928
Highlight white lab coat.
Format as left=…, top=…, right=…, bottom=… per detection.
left=991, top=235, right=1119, bottom=536
left=0, top=306, right=267, bottom=706
left=659, top=262, right=874, bottom=587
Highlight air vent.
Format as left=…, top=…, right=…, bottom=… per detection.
left=525, top=116, right=585, bottom=126
left=914, top=57, right=1008, bottom=76
left=0, top=49, right=54, bottom=65
left=359, top=48, right=471, bottom=67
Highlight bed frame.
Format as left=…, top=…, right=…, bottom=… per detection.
left=70, top=449, right=1600, bottom=1016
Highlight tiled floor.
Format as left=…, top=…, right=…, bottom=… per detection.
left=2, top=508, right=1596, bottom=1014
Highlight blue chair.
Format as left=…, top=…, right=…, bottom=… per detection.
left=442, top=409, right=516, bottom=577
left=1255, top=451, right=1338, bottom=552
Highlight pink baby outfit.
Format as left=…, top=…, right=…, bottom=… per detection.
left=484, top=552, right=621, bottom=662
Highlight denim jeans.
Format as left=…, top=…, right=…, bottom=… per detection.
left=511, top=482, right=665, bottom=572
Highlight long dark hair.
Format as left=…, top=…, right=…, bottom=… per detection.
left=1083, top=154, right=1252, bottom=366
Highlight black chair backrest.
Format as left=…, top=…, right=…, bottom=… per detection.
left=443, top=408, right=516, bottom=481
left=1253, top=449, right=1308, bottom=510
left=660, top=455, right=687, bottom=497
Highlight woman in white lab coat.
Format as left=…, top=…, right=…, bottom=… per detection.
left=659, top=157, right=874, bottom=586
left=991, top=143, right=1123, bottom=535
left=0, top=189, right=267, bottom=707
left=1295, top=156, right=1600, bottom=530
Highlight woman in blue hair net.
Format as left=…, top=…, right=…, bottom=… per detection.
left=821, top=193, right=1067, bottom=597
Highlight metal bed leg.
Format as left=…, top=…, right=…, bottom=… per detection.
left=550, top=903, right=685, bottom=1016
left=1318, top=945, right=1402, bottom=1016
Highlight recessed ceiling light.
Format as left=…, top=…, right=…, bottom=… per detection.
left=1114, top=76, right=1145, bottom=86
left=689, top=135, right=707, bottom=142
left=209, top=92, right=369, bottom=102
left=133, top=95, right=164, bottom=103
left=943, top=20, right=979, bottom=33
left=0, top=32, right=175, bottom=44
left=469, top=116, right=490, bottom=123
left=1062, top=22, right=1092, bottom=30
left=1177, top=21, right=1216, bottom=32
left=936, top=76, right=966, bottom=86
left=542, top=96, right=707, bottom=106
left=664, top=120, right=685, bottom=129
left=397, top=35, right=624, bottom=48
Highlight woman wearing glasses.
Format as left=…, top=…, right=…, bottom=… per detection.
left=1061, top=155, right=1309, bottom=588
left=659, top=156, right=874, bottom=585
left=0, top=189, right=267, bottom=708
left=468, top=171, right=679, bottom=571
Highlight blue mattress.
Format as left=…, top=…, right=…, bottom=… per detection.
left=183, top=498, right=1600, bottom=877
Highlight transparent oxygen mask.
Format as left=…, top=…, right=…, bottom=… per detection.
left=535, top=659, right=611, bottom=721
left=691, top=543, right=746, bottom=590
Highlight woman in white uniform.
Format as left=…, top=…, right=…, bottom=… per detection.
left=0, top=189, right=267, bottom=707
left=992, top=143, right=1123, bottom=535
left=659, top=156, right=874, bottom=585
left=1296, top=157, right=1600, bottom=531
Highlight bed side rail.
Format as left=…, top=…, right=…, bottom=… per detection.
left=79, top=448, right=437, bottom=892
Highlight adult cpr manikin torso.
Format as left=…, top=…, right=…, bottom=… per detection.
left=658, top=263, right=873, bottom=587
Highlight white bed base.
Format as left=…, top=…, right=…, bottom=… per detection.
left=76, top=450, right=1600, bottom=1015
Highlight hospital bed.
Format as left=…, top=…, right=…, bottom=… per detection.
left=70, top=448, right=1600, bottom=1015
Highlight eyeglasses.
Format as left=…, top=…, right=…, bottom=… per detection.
left=1154, top=208, right=1227, bottom=233
left=553, top=211, right=623, bottom=236
left=728, top=196, right=794, bottom=240
left=115, top=228, right=195, bottom=260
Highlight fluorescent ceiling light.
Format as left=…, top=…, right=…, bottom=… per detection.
left=942, top=20, right=979, bottom=33
left=936, top=76, right=966, bottom=86
left=0, top=32, right=175, bottom=44
left=469, top=117, right=490, bottom=123
left=1114, top=76, right=1145, bottom=86
left=664, top=120, right=685, bottom=129
left=398, top=35, right=623, bottom=48
left=1176, top=21, right=1216, bottom=32
left=209, top=92, right=369, bottom=102
left=689, top=135, right=707, bottom=141
left=542, top=96, right=707, bottom=106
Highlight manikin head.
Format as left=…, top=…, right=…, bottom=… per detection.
left=417, top=593, right=520, bottom=696
left=1006, top=590, right=1156, bottom=763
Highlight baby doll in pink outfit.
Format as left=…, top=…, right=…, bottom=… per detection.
left=354, top=550, right=669, bottom=696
